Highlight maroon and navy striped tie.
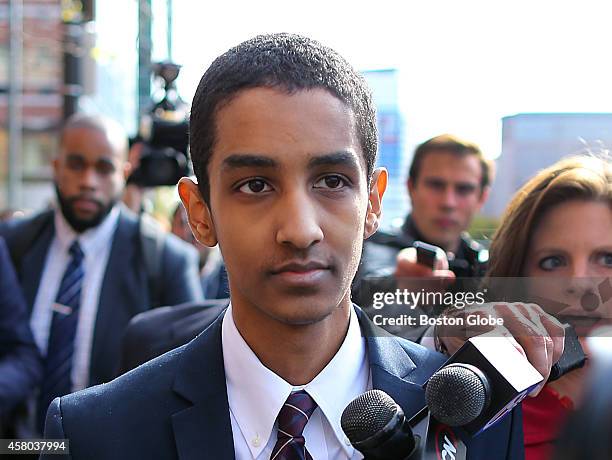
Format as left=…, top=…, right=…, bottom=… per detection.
left=270, top=390, right=318, bottom=460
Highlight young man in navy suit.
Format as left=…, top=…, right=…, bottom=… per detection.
left=42, top=34, right=561, bottom=459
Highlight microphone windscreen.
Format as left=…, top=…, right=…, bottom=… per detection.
left=341, top=389, right=398, bottom=443
left=425, top=363, right=490, bottom=426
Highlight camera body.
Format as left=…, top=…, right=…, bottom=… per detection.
left=129, top=62, right=191, bottom=187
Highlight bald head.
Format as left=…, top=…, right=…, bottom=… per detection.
left=54, top=113, right=131, bottom=232
left=60, top=113, right=129, bottom=159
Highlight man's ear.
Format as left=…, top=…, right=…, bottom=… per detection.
left=122, top=161, right=133, bottom=181
left=407, top=177, right=415, bottom=200
left=178, top=177, right=218, bottom=247
left=52, top=156, right=59, bottom=179
left=364, top=167, right=387, bottom=239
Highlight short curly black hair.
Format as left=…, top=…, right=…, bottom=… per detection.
left=189, top=33, right=378, bottom=205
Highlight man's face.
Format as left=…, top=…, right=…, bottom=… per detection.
left=408, top=151, right=487, bottom=252
left=182, top=87, right=384, bottom=326
left=54, top=126, right=128, bottom=232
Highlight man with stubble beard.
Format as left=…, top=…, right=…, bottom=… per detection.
left=0, top=113, right=202, bottom=434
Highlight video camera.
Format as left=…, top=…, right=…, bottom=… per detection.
left=128, top=61, right=190, bottom=187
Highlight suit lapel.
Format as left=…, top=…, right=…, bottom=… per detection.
left=171, top=312, right=235, bottom=460
left=356, top=307, right=431, bottom=418
left=89, top=210, right=143, bottom=381
left=21, top=216, right=55, bottom=314
left=167, top=306, right=435, bottom=459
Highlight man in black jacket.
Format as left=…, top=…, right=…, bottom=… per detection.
left=354, top=134, right=493, bottom=339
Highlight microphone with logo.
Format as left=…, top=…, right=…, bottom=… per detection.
left=341, top=326, right=585, bottom=458
left=340, top=336, right=542, bottom=459
left=341, top=389, right=466, bottom=460
left=427, top=323, right=585, bottom=436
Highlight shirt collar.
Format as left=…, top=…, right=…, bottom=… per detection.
left=222, top=304, right=368, bottom=458
left=54, top=205, right=120, bottom=257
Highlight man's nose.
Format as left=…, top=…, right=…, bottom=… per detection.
left=440, top=187, right=458, bottom=209
left=79, top=167, right=99, bottom=190
left=275, top=190, right=324, bottom=249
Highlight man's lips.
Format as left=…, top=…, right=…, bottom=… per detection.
left=72, top=198, right=101, bottom=213
left=271, top=261, right=329, bottom=274
left=434, top=218, right=457, bottom=229
left=269, top=261, right=331, bottom=286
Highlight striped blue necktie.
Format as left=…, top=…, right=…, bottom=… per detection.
left=37, top=240, right=84, bottom=431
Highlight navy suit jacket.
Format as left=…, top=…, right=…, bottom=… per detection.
left=0, top=237, right=42, bottom=417
left=0, top=206, right=203, bottom=386
left=42, top=307, right=524, bottom=459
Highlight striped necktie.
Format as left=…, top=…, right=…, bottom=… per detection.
left=270, top=390, right=318, bottom=460
left=37, top=240, right=84, bottom=431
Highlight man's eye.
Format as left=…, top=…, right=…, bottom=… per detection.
left=66, top=157, right=86, bottom=171
left=96, top=162, right=116, bottom=175
left=456, top=184, right=477, bottom=196
left=237, top=179, right=272, bottom=194
left=539, top=255, right=565, bottom=271
left=314, top=175, right=347, bottom=190
left=596, top=252, right=612, bottom=268
left=425, top=180, right=446, bottom=192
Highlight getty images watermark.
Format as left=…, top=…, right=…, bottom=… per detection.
left=359, top=277, right=612, bottom=335
left=370, top=287, right=504, bottom=328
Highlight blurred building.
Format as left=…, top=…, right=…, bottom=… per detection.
left=362, top=69, right=408, bottom=230
left=0, top=0, right=64, bottom=209
left=483, top=113, right=612, bottom=218
left=0, top=0, right=139, bottom=211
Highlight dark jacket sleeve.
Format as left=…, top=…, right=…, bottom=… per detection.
left=41, top=397, right=73, bottom=460
left=0, top=237, right=42, bottom=416
left=159, top=234, right=204, bottom=306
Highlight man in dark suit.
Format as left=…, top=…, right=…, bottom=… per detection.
left=42, top=34, right=559, bottom=459
left=0, top=114, right=203, bottom=432
left=119, top=300, right=228, bottom=373
left=0, top=237, right=41, bottom=426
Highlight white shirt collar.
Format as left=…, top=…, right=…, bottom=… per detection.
left=54, top=205, right=120, bottom=257
left=222, top=304, right=368, bottom=458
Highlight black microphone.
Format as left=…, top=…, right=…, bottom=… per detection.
left=424, top=335, right=542, bottom=436
left=425, top=324, right=585, bottom=435
left=425, top=363, right=492, bottom=428
left=341, top=389, right=416, bottom=460
left=341, top=389, right=466, bottom=460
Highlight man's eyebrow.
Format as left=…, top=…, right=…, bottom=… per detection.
left=96, top=157, right=116, bottom=166
left=455, top=181, right=477, bottom=188
left=308, top=151, right=360, bottom=170
left=221, top=154, right=278, bottom=170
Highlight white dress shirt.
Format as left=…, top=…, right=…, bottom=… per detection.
left=30, top=206, right=119, bottom=391
left=222, top=304, right=370, bottom=460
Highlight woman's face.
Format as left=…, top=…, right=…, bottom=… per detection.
left=524, top=200, right=612, bottom=335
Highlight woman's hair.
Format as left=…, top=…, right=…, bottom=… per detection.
left=486, top=154, right=612, bottom=279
